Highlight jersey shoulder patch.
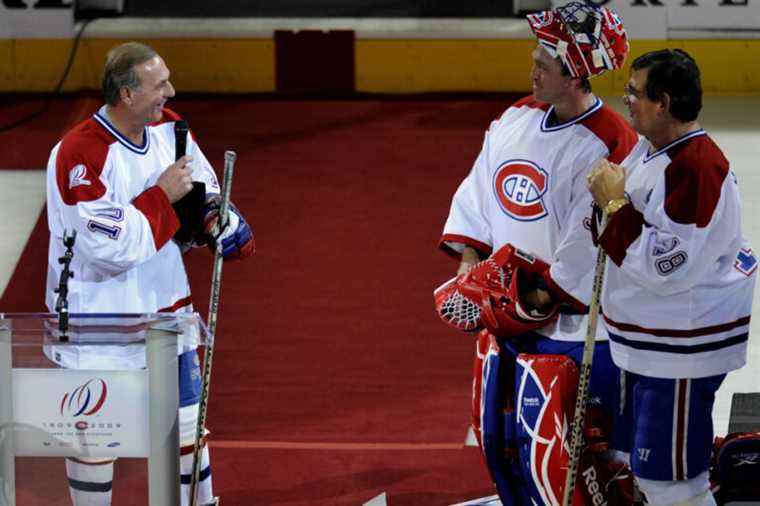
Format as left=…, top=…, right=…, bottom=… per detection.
left=579, top=104, right=639, bottom=164
left=664, top=135, right=730, bottom=227
left=734, top=248, right=757, bottom=277
left=510, top=94, right=551, bottom=112
left=56, top=118, right=112, bottom=205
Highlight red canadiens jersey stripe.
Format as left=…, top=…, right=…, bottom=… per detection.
left=56, top=118, right=114, bottom=205
left=579, top=104, right=638, bottom=164
left=158, top=295, right=192, bottom=313
left=604, top=314, right=750, bottom=338
left=150, top=107, right=198, bottom=142
left=664, top=135, right=730, bottom=228
left=511, top=95, right=551, bottom=112
left=149, top=107, right=182, bottom=127
left=438, top=233, right=493, bottom=260
left=599, top=203, right=646, bottom=266
left=132, top=186, right=180, bottom=250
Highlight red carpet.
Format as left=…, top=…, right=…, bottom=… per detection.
left=1, top=93, right=519, bottom=504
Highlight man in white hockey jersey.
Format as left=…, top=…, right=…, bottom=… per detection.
left=46, top=42, right=254, bottom=505
left=437, top=3, right=639, bottom=504
left=588, top=49, right=757, bottom=506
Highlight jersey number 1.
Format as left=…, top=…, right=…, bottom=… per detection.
left=87, top=220, right=121, bottom=240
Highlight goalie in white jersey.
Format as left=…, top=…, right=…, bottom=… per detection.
left=588, top=49, right=757, bottom=506
left=437, top=3, right=640, bottom=504
left=45, top=42, right=255, bottom=506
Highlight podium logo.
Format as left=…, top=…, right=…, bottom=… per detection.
left=60, top=379, right=108, bottom=417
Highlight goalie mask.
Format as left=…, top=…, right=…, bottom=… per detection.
left=434, top=244, right=559, bottom=337
left=527, top=1, right=628, bottom=79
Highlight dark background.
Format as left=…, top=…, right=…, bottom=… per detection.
left=119, top=0, right=515, bottom=18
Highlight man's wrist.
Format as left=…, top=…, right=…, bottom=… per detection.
left=457, top=261, right=475, bottom=275
left=603, top=197, right=628, bottom=216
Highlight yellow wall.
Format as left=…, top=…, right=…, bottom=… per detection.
left=0, top=38, right=275, bottom=93
left=1, top=37, right=758, bottom=95
left=357, top=39, right=760, bottom=95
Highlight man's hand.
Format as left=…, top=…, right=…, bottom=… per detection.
left=157, top=155, right=194, bottom=203
left=522, top=288, right=553, bottom=312
left=203, top=196, right=255, bottom=260
left=587, top=158, right=626, bottom=208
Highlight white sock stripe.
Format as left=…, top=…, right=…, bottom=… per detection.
left=682, top=379, right=691, bottom=479
left=670, top=378, right=690, bottom=480
left=672, top=379, right=679, bottom=480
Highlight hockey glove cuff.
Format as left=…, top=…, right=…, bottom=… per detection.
left=203, top=195, right=255, bottom=260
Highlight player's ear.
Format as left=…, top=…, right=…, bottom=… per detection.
left=658, top=92, right=672, bottom=117
left=119, top=86, right=133, bottom=106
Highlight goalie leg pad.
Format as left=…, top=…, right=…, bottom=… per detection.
left=534, top=338, right=618, bottom=427
left=515, top=353, right=584, bottom=506
left=475, top=331, right=530, bottom=504
left=515, top=350, right=635, bottom=506
left=471, top=331, right=486, bottom=448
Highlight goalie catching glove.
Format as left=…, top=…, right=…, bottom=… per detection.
left=202, top=195, right=255, bottom=260
left=434, top=244, right=559, bottom=337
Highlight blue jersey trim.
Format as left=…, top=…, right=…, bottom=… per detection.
left=181, top=465, right=211, bottom=484
left=540, top=97, right=602, bottom=132
left=93, top=112, right=150, bottom=155
left=68, top=478, right=113, bottom=493
left=643, top=129, right=706, bottom=163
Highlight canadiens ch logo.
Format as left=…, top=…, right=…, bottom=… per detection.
left=493, top=159, right=549, bottom=221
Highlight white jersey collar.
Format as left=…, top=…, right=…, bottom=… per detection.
left=93, top=106, right=150, bottom=155
left=643, top=129, right=706, bottom=163
left=540, top=96, right=603, bottom=132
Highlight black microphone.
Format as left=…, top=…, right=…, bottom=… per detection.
left=171, top=118, right=205, bottom=245
left=175, top=119, right=188, bottom=161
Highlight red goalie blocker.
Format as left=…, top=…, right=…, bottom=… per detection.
left=434, top=244, right=560, bottom=337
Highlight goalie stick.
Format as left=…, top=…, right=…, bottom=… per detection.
left=561, top=212, right=608, bottom=506
left=189, top=150, right=236, bottom=506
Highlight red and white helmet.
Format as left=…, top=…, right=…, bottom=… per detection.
left=527, top=1, right=628, bottom=79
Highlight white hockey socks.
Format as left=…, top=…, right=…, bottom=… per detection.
left=65, top=457, right=115, bottom=506
left=673, top=492, right=718, bottom=506
left=637, top=471, right=716, bottom=506
left=180, top=444, right=213, bottom=506
left=66, top=448, right=213, bottom=506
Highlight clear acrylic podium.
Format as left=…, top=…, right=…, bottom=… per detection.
left=0, top=313, right=210, bottom=506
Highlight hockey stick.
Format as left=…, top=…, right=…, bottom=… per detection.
left=189, top=150, right=236, bottom=506
left=561, top=212, right=608, bottom=506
